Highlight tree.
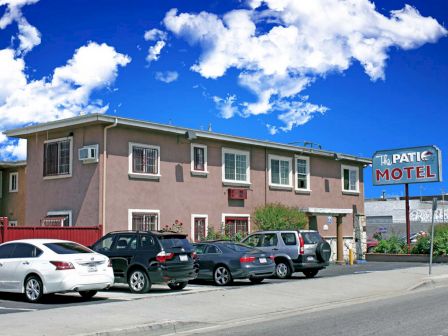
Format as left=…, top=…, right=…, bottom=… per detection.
left=253, top=203, right=307, bottom=231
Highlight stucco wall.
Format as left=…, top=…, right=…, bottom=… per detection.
left=0, top=166, right=26, bottom=225
left=25, top=126, right=103, bottom=226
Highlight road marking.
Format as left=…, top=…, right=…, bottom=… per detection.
left=0, top=307, right=36, bottom=311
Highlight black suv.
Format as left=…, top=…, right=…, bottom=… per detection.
left=242, top=230, right=331, bottom=279
left=91, top=231, right=198, bottom=293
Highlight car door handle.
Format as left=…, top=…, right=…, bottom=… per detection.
left=272, top=248, right=279, bottom=251
left=22, top=261, right=30, bottom=265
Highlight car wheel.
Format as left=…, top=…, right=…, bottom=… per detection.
left=275, top=261, right=292, bottom=279
left=249, top=277, right=264, bottom=284
left=214, top=266, right=232, bottom=286
left=303, top=270, right=319, bottom=278
left=79, top=290, right=98, bottom=299
left=24, top=275, right=44, bottom=303
left=168, top=281, right=188, bottom=291
left=128, top=269, right=151, bottom=293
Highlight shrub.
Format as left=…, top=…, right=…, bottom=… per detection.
left=204, top=227, right=244, bottom=242
left=253, top=203, right=307, bottom=231
left=373, top=236, right=406, bottom=254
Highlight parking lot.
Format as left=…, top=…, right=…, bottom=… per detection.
left=0, top=262, right=427, bottom=315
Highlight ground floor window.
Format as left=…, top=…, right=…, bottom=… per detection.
left=192, top=215, right=208, bottom=242
left=8, top=220, right=17, bottom=227
left=224, top=216, right=249, bottom=238
left=129, top=210, right=159, bottom=231
left=43, top=210, right=72, bottom=227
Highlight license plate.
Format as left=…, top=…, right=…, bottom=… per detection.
left=179, top=255, right=188, bottom=262
left=259, top=257, right=267, bottom=263
left=307, top=256, right=314, bottom=261
left=88, top=265, right=97, bottom=272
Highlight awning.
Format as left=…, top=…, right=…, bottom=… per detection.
left=299, top=208, right=353, bottom=216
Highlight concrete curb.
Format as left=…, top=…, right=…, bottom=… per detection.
left=408, top=274, right=448, bottom=291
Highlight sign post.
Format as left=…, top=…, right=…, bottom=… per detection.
left=429, top=198, right=437, bottom=275
left=372, top=146, right=442, bottom=253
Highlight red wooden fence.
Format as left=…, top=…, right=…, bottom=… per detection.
left=0, top=217, right=103, bottom=246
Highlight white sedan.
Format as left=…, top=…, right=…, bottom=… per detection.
left=0, top=239, right=114, bottom=303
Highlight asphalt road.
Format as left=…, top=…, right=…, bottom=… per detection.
left=0, top=262, right=429, bottom=314
left=202, top=286, right=448, bottom=336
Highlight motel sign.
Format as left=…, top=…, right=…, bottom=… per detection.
left=372, top=146, right=442, bottom=186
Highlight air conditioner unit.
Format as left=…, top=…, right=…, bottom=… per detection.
left=79, top=144, right=99, bottom=163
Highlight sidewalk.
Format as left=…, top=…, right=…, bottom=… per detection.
left=1, top=265, right=447, bottom=336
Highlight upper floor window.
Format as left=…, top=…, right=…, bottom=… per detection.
left=222, top=148, right=250, bottom=184
left=9, top=172, right=18, bottom=192
left=295, top=156, right=310, bottom=191
left=44, top=137, right=72, bottom=178
left=191, top=144, right=208, bottom=174
left=341, top=165, right=359, bottom=193
left=128, top=143, right=160, bottom=178
left=269, top=155, right=292, bottom=187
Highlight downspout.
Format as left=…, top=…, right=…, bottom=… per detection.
left=102, top=118, right=118, bottom=235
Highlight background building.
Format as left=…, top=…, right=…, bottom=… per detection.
left=0, top=161, right=26, bottom=226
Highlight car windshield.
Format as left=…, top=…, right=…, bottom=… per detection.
left=222, top=243, right=253, bottom=253
left=44, top=242, right=92, bottom=254
left=302, top=232, right=323, bottom=244
left=159, top=236, right=192, bottom=250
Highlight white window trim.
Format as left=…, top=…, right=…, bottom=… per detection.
left=128, top=142, right=161, bottom=180
left=191, top=214, right=208, bottom=242
left=190, top=144, right=209, bottom=175
left=268, top=154, right=293, bottom=188
left=47, top=210, right=73, bottom=227
left=128, top=209, right=160, bottom=231
left=295, top=155, right=311, bottom=192
left=9, top=172, right=18, bottom=193
left=8, top=220, right=17, bottom=227
left=221, top=213, right=251, bottom=234
left=221, top=148, right=251, bottom=185
left=43, top=136, right=73, bottom=180
left=341, top=164, right=360, bottom=194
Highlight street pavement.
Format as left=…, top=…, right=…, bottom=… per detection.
left=200, top=286, right=448, bottom=336
left=0, top=262, right=446, bottom=335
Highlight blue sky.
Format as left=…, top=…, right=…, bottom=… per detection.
left=0, top=0, right=447, bottom=199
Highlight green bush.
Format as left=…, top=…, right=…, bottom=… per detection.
left=411, top=236, right=430, bottom=254
left=373, top=236, right=406, bottom=254
left=253, top=203, right=307, bottom=231
left=203, top=227, right=244, bottom=242
left=411, top=224, right=448, bottom=256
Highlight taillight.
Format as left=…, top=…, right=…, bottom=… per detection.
left=240, top=256, right=256, bottom=263
left=156, top=251, right=175, bottom=263
left=107, top=259, right=112, bottom=267
left=191, top=251, right=198, bottom=260
left=269, top=255, right=275, bottom=261
left=298, top=234, right=305, bottom=255
left=50, top=261, right=74, bottom=270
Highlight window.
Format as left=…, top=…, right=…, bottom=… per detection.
left=9, top=172, right=18, bottom=192
left=191, top=144, right=208, bottom=174
left=9, top=220, right=17, bottom=227
left=262, top=233, right=278, bottom=247
left=93, top=235, right=115, bottom=252
left=140, top=234, right=156, bottom=249
left=128, top=143, right=160, bottom=178
left=45, top=210, right=72, bottom=227
left=205, top=245, right=220, bottom=254
left=0, top=243, right=15, bottom=258
left=44, top=242, right=91, bottom=254
left=11, top=243, right=42, bottom=258
left=244, top=234, right=262, bottom=247
left=112, top=234, right=137, bottom=251
left=295, top=156, right=310, bottom=191
left=269, top=155, right=292, bottom=187
left=222, top=148, right=250, bottom=184
left=43, top=137, right=72, bottom=178
left=281, top=233, right=297, bottom=246
left=223, top=215, right=249, bottom=238
left=191, top=215, right=208, bottom=242
left=129, top=209, right=159, bottom=231
left=194, top=244, right=207, bottom=255
left=341, top=165, right=359, bottom=193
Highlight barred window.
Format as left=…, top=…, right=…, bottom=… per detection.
left=44, top=138, right=71, bottom=177
left=132, top=212, right=158, bottom=231
left=224, top=217, right=249, bottom=238
left=193, top=217, right=207, bottom=242
left=132, top=145, right=159, bottom=175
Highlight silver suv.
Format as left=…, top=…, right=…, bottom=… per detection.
left=242, top=230, right=331, bottom=279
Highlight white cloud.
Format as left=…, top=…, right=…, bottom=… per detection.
left=144, top=28, right=168, bottom=62
left=163, top=0, right=447, bottom=132
left=0, top=42, right=131, bottom=159
left=0, top=0, right=41, bottom=54
left=213, top=94, right=238, bottom=119
left=155, top=71, right=179, bottom=83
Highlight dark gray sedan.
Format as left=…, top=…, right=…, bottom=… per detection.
left=192, top=241, right=275, bottom=286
